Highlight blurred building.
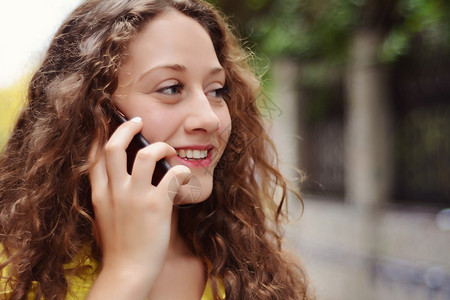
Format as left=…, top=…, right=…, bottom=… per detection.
left=271, top=34, right=450, bottom=299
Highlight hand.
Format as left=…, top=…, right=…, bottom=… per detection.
left=87, top=117, right=191, bottom=299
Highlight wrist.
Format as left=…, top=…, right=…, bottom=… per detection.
left=87, top=263, right=157, bottom=299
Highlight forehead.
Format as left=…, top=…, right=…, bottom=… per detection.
left=123, top=10, right=220, bottom=69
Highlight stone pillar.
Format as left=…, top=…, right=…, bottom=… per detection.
left=344, top=29, right=395, bottom=300
left=271, top=59, right=302, bottom=184
left=344, top=30, right=394, bottom=206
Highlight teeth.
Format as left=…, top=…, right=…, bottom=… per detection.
left=177, top=149, right=208, bottom=159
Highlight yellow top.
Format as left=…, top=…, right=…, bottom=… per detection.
left=0, top=254, right=225, bottom=299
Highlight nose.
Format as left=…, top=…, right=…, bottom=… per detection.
left=184, top=92, right=220, bottom=133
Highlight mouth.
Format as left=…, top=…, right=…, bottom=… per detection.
left=176, top=149, right=209, bottom=161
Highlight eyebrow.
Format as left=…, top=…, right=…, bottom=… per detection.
left=137, top=64, right=224, bottom=83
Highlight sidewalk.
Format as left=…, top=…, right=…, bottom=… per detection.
left=284, top=195, right=450, bottom=300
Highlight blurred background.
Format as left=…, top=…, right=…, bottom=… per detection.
left=1, top=0, right=449, bottom=299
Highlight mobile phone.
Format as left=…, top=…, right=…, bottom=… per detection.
left=108, top=105, right=171, bottom=186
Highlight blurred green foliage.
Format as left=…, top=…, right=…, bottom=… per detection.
left=380, top=0, right=450, bottom=62
left=211, top=0, right=450, bottom=122
left=213, top=0, right=450, bottom=62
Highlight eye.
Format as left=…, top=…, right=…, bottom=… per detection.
left=157, top=83, right=183, bottom=95
left=207, top=86, right=229, bottom=99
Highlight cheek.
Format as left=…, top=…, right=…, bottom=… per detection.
left=220, top=107, right=232, bottom=139
left=140, top=107, right=184, bottom=143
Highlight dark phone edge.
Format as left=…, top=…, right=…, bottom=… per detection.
left=109, top=105, right=172, bottom=185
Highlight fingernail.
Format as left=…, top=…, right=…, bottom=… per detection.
left=130, top=117, right=142, bottom=123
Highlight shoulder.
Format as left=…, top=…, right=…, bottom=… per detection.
left=201, top=278, right=226, bottom=300
left=64, top=254, right=99, bottom=299
left=0, top=245, right=12, bottom=295
left=0, top=245, right=99, bottom=299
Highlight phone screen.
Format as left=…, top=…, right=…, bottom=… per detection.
left=108, top=105, right=171, bottom=186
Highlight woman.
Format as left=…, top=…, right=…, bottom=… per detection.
left=0, top=0, right=312, bottom=299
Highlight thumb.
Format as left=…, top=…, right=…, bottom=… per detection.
left=158, top=165, right=192, bottom=203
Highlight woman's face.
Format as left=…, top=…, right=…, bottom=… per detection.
left=113, top=10, right=231, bottom=205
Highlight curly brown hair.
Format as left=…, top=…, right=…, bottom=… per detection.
left=0, top=0, right=312, bottom=299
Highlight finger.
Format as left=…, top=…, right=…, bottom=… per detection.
left=157, top=165, right=192, bottom=203
left=88, top=145, right=113, bottom=249
left=104, top=117, right=143, bottom=186
left=88, top=141, right=108, bottom=202
left=130, top=142, right=175, bottom=190
left=89, top=153, right=108, bottom=200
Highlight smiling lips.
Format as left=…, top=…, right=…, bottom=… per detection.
left=173, top=146, right=214, bottom=168
left=177, top=149, right=208, bottom=160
